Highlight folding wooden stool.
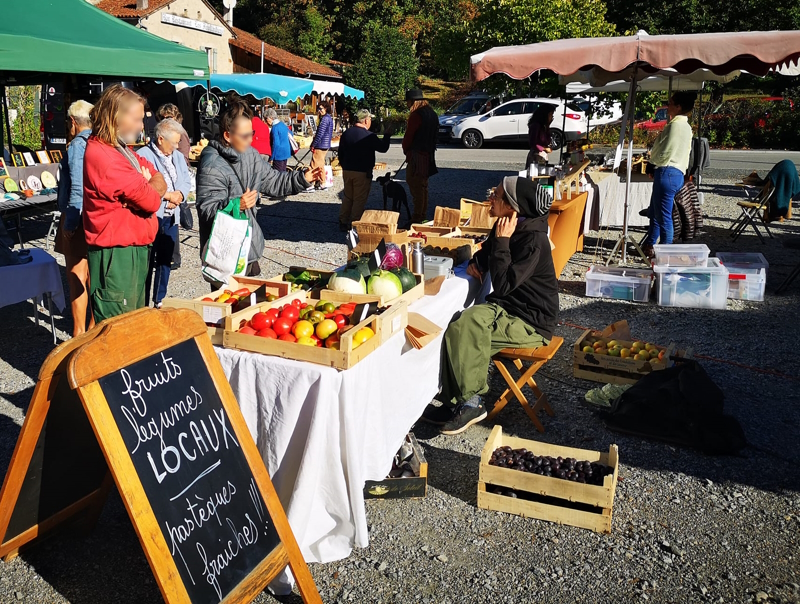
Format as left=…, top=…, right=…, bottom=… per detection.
left=487, top=337, right=564, bottom=432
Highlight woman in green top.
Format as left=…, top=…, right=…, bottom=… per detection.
left=643, top=91, right=696, bottom=253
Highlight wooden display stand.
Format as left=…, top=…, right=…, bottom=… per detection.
left=548, top=191, right=589, bottom=277
left=0, top=308, right=322, bottom=603
left=478, top=426, right=619, bottom=534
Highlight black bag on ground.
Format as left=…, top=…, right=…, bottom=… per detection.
left=603, top=361, right=746, bottom=455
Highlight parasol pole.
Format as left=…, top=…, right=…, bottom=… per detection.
left=2, top=86, right=13, bottom=154
left=621, top=65, right=637, bottom=263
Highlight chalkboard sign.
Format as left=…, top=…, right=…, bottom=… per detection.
left=98, top=338, right=279, bottom=604
left=63, top=308, right=321, bottom=604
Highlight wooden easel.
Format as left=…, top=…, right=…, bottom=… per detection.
left=0, top=308, right=321, bottom=604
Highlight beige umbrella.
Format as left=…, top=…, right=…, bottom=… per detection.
left=471, top=30, right=800, bottom=263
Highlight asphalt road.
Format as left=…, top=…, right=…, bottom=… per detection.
left=380, top=140, right=800, bottom=174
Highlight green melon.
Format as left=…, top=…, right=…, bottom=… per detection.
left=391, top=267, right=417, bottom=293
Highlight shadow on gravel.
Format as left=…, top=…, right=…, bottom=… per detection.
left=418, top=442, right=481, bottom=505
left=257, top=200, right=345, bottom=245
left=0, top=412, right=22, bottom=471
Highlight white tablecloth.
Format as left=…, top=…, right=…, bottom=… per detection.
left=587, top=171, right=653, bottom=229
left=215, top=267, right=478, bottom=583
left=0, top=248, right=65, bottom=311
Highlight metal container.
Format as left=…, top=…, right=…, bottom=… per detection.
left=410, top=241, right=425, bottom=275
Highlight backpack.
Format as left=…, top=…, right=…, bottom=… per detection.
left=603, top=361, right=746, bottom=455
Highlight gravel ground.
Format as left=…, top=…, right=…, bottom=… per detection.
left=0, top=162, right=799, bottom=604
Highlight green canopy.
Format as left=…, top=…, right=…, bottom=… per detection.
left=0, top=0, right=208, bottom=81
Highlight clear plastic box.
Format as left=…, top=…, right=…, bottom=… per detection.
left=654, top=258, right=729, bottom=309
left=716, top=252, right=768, bottom=301
left=653, top=244, right=710, bottom=267
left=585, top=266, right=653, bottom=302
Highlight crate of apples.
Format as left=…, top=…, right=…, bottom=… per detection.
left=235, top=298, right=375, bottom=350
left=581, top=338, right=667, bottom=363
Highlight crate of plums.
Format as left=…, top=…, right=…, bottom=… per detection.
left=478, top=426, right=619, bottom=533
left=364, top=433, right=428, bottom=500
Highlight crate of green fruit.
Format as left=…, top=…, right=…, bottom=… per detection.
left=478, top=426, right=619, bottom=534
left=161, top=277, right=291, bottom=345
left=572, top=329, right=690, bottom=385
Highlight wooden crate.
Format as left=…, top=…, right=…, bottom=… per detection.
left=318, top=273, right=424, bottom=309
left=364, top=433, right=428, bottom=500
left=410, top=224, right=457, bottom=236
left=572, top=329, right=690, bottom=385
left=350, top=230, right=412, bottom=257
left=223, top=299, right=409, bottom=370
left=264, top=268, right=336, bottom=293
left=223, top=290, right=308, bottom=331
left=161, top=277, right=291, bottom=345
left=478, top=426, right=619, bottom=534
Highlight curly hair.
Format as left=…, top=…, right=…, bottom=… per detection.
left=219, top=96, right=253, bottom=139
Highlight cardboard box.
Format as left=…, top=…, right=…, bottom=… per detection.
left=364, top=433, right=428, bottom=500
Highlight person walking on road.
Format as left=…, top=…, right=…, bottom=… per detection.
left=266, top=108, right=291, bottom=172
left=82, top=85, right=167, bottom=323
left=310, top=100, right=333, bottom=189
left=337, top=109, right=393, bottom=231
left=642, top=91, right=696, bottom=257
left=402, top=88, right=438, bottom=224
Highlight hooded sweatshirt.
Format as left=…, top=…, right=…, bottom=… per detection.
left=472, top=177, right=559, bottom=340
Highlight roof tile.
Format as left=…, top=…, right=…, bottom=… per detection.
left=230, top=27, right=340, bottom=79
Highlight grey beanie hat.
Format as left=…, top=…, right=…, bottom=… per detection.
left=502, top=175, right=521, bottom=212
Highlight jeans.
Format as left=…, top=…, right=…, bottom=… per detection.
left=646, top=166, right=684, bottom=246
left=272, top=159, right=288, bottom=172
left=147, top=215, right=178, bottom=306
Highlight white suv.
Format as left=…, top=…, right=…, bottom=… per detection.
left=447, top=98, right=587, bottom=149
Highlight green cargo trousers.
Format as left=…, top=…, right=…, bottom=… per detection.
left=440, top=303, right=548, bottom=406
left=87, top=245, right=150, bottom=324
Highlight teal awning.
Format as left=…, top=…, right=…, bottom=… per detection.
left=174, top=74, right=314, bottom=104
left=173, top=74, right=365, bottom=102
left=1, top=0, right=208, bottom=80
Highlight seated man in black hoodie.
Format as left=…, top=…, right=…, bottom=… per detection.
left=423, top=176, right=559, bottom=435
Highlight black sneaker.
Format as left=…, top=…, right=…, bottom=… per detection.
left=440, top=402, right=487, bottom=435
left=419, top=403, right=454, bottom=426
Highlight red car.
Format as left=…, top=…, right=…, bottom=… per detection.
left=634, top=106, right=669, bottom=132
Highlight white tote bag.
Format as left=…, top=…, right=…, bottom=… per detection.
left=201, top=198, right=251, bottom=284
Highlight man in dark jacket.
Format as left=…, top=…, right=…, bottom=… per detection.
left=196, top=99, right=321, bottom=284
left=337, top=109, right=393, bottom=230
left=402, top=89, right=438, bottom=224
left=424, top=176, right=559, bottom=435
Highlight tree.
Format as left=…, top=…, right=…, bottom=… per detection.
left=605, top=0, right=800, bottom=36
left=433, top=0, right=616, bottom=80
left=347, top=24, right=418, bottom=109
left=295, top=7, right=332, bottom=63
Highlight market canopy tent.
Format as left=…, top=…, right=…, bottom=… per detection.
left=174, top=74, right=314, bottom=105
left=471, top=30, right=800, bottom=263
left=471, top=30, right=800, bottom=83
left=173, top=74, right=365, bottom=104
left=0, top=0, right=208, bottom=81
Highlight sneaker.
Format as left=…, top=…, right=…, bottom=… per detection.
left=419, top=403, right=455, bottom=426
left=440, top=401, right=487, bottom=435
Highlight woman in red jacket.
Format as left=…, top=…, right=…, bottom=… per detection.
left=83, top=85, right=167, bottom=323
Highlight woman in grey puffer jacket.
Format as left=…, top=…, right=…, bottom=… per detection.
left=196, top=99, right=321, bottom=279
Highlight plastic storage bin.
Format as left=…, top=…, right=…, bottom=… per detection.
left=585, top=266, right=653, bottom=302
left=716, top=252, right=768, bottom=301
left=653, top=244, right=710, bottom=268
left=654, top=258, right=729, bottom=309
